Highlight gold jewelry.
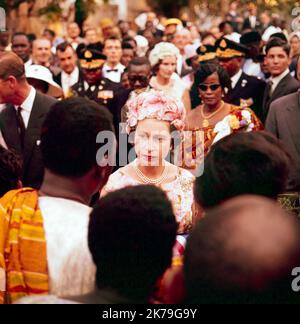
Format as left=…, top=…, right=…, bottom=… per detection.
left=133, top=160, right=169, bottom=185
left=201, top=101, right=225, bottom=128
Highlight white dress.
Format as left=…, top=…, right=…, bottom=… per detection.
left=150, top=75, right=187, bottom=103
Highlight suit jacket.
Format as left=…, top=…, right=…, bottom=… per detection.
left=71, top=77, right=122, bottom=131
left=262, top=73, right=300, bottom=122
left=242, top=17, right=261, bottom=31
left=54, top=68, right=84, bottom=88
left=0, top=91, right=57, bottom=189
left=265, top=91, right=300, bottom=191
left=226, top=72, right=266, bottom=121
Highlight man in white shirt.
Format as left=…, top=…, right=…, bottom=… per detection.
left=55, top=41, right=81, bottom=97
left=66, top=22, right=84, bottom=51
left=263, top=37, right=300, bottom=121
left=102, top=37, right=125, bottom=83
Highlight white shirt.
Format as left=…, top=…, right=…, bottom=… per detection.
left=243, top=59, right=262, bottom=77
left=102, top=63, right=125, bottom=83
left=39, top=197, right=96, bottom=297
left=249, top=16, right=257, bottom=29
left=24, top=59, right=33, bottom=72
left=270, top=68, right=290, bottom=94
left=224, top=32, right=241, bottom=43
left=61, top=66, right=79, bottom=97
left=231, top=69, right=243, bottom=89
left=14, top=86, right=36, bottom=128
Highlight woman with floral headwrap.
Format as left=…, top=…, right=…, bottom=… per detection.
left=101, top=90, right=195, bottom=235
left=148, top=42, right=192, bottom=113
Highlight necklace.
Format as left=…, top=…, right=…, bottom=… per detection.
left=133, top=160, right=169, bottom=185
left=201, top=101, right=225, bottom=128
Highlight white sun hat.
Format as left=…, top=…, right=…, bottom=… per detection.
left=26, top=65, right=63, bottom=98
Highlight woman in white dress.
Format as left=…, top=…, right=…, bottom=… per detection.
left=149, top=42, right=191, bottom=113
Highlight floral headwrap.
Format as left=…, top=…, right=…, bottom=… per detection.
left=126, top=90, right=186, bottom=134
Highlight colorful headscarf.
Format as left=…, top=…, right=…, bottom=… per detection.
left=126, top=90, right=186, bottom=134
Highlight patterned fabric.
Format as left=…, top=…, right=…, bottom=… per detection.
left=278, top=192, right=300, bottom=218
left=181, top=105, right=263, bottom=171
left=103, top=165, right=195, bottom=234
left=0, top=189, right=49, bottom=304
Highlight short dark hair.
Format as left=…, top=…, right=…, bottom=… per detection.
left=127, top=56, right=151, bottom=72
left=0, top=146, right=22, bottom=197
left=41, top=97, right=114, bottom=177
left=184, top=196, right=300, bottom=304
left=121, top=42, right=134, bottom=50
left=194, top=63, right=231, bottom=90
left=265, top=37, right=290, bottom=56
left=12, top=32, right=30, bottom=43
left=56, top=41, right=74, bottom=53
left=122, top=36, right=137, bottom=46
left=194, top=131, right=291, bottom=209
left=103, top=36, right=121, bottom=47
left=88, top=185, right=177, bottom=301
left=219, top=21, right=233, bottom=32
left=44, top=29, right=56, bottom=38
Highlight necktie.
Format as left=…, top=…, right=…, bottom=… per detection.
left=266, top=80, right=274, bottom=99
left=16, top=106, right=26, bottom=149
left=106, top=69, right=118, bottom=73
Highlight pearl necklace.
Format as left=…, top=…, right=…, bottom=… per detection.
left=133, top=160, right=169, bottom=185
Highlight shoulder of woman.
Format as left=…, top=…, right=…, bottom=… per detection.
left=177, top=167, right=196, bottom=183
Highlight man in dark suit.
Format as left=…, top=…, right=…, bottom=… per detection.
left=242, top=3, right=261, bottom=31
left=263, top=37, right=300, bottom=122
left=216, top=37, right=266, bottom=120
left=54, top=41, right=83, bottom=98
left=266, top=90, right=300, bottom=192
left=0, top=52, right=57, bottom=189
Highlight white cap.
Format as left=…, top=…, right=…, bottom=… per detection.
left=26, top=65, right=63, bottom=98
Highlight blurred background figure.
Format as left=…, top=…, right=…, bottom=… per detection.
left=185, top=195, right=300, bottom=304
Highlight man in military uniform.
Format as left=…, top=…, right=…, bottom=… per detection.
left=71, top=47, right=122, bottom=128
left=216, top=37, right=266, bottom=121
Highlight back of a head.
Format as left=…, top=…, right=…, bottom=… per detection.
left=195, top=131, right=291, bottom=209
left=88, top=185, right=178, bottom=301
left=0, top=51, right=25, bottom=81
left=40, top=97, right=114, bottom=178
left=0, top=146, right=22, bottom=197
left=185, top=195, right=300, bottom=304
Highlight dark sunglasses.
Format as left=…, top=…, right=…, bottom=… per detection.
left=198, top=84, right=221, bottom=92
left=128, top=75, right=148, bottom=83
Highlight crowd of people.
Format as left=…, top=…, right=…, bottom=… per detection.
left=0, top=2, right=300, bottom=304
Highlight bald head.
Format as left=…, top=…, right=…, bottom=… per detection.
left=185, top=195, right=300, bottom=304
left=32, top=38, right=52, bottom=66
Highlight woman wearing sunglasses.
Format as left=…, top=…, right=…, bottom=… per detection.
left=149, top=42, right=191, bottom=113
left=182, top=63, right=263, bottom=171
left=101, top=90, right=195, bottom=235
